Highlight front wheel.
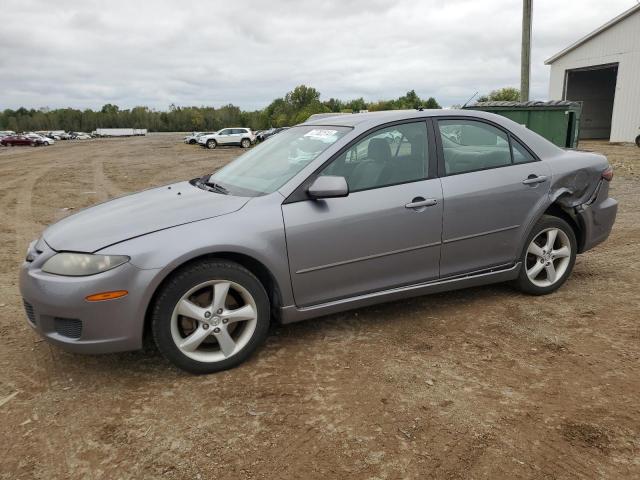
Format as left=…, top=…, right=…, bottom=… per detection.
left=241, top=138, right=251, bottom=148
left=514, top=215, right=577, bottom=295
left=206, top=139, right=217, bottom=149
left=635, top=134, right=640, bottom=148
left=151, top=260, right=270, bottom=374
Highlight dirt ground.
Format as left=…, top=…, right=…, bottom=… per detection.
left=0, top=134, right=638, bottom=479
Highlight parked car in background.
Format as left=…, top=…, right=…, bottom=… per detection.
left=46, top=130, right=66, bottom=139
left=184, top=132, right=215, bottom=144
left=19, top=110, right=617, bottom=374
left=0, top=130, right=16, bottom=139
left=69, top=132, right=91, bottom=140
left=198, top=128, right=256, bottom=149
left=26, top=133, right=54, bottom=145
left=1, top=135, right=46, bottom=147
left=257, top=127, right=289, bottom=142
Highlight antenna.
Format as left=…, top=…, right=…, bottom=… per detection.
left=461, top=92, right=479, bottom=109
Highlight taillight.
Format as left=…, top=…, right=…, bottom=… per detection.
left=602, top=166, right=614, bottom=181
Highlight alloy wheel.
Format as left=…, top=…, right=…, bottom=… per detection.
left=170, top=280, right=258, bottom=363
left=525, top=227, right=571, bottom=287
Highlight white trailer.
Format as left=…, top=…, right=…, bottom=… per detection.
left=95, top=128, right=146, bottom=137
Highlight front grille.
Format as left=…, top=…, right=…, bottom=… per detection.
left=54, top=318, right=82, bottom=339
left=23, top=300, right=36, bottom=324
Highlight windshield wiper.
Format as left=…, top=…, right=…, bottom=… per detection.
left=200, top=176, right=229, bottom=195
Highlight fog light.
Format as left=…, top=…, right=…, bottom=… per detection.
left=85, top=290, right=128, bottom=302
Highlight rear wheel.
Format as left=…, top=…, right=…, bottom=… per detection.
left=635, top=134, right=640, bottom=148
left=206, top=139, right=217, bottom=149
left=189, top=139, right=196, bottom=144
left=241, top=138, right=251, bottom=148
left=514, top=215, right=577, bottom=295
left=151, top=260, right=270, bottom=374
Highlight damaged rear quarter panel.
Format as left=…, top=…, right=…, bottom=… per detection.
left=547, top=150, right=609, bottom=208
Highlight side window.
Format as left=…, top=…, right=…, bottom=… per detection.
left=320, top=122, right=429, bottom=192
left=438, top=120, right=511, bottom=175
left=219, top=129, right=230, bottom=135
left=512, top=138, right=536, bottom=164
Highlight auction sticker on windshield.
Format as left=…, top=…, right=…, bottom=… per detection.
left=304, top=129, right=338, bottom=138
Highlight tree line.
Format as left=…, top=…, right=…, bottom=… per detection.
left=0, top=85, right=441, bottom=133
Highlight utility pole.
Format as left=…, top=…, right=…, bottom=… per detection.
left=521, top=0, right=532, bottom=102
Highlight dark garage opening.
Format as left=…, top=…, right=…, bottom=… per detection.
left=564, top=63, right=618, bottom=139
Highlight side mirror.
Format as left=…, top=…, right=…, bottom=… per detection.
left=308, top=176, right=349, bottom=199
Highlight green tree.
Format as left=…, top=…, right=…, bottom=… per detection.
left=0, top=86, right=443, bottom=132
left=477, top=87, right=521, bottom=102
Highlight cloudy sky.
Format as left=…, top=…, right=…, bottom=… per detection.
left=0, top=0, right=636, bottom=110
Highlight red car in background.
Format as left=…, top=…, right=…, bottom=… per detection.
left=0, top=135, right=46, bottom=147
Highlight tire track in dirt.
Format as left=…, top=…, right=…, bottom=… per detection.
left=13, top=162, right=54, bottom=262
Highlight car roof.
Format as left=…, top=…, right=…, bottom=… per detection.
left=302, top=109, right=520, bottom=128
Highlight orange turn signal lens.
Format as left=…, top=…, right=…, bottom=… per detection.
left=85, top=290, right=128, bottom=302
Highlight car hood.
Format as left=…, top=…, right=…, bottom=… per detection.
left=43, top=181, right=250, bottom=252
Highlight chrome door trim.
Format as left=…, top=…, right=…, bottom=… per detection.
left=295, top=241, right=442, bottom=274
left=442, top=224, right=520, bottom=244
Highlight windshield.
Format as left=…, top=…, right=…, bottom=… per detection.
left=208, top=125, right=351, bottom=196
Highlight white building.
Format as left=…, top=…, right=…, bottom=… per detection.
left=545, top=4, right=640, bottom=143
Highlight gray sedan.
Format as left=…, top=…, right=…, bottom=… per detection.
left=20, top=110, right=617, bottom=374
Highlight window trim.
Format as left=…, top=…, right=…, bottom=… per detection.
left=433, top=116, right=540, bottom=178
left=510, top=135, right=538, bottom=165
left=284, top=118, right=436, bottom=204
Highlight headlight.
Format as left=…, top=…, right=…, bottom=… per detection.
left=42, top=253, right=129, bottom=276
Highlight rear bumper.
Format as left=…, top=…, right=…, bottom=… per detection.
left=576, top=183, right=618, bottom=252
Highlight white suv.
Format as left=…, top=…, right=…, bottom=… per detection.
left=198, top=128, right=256, bottom=149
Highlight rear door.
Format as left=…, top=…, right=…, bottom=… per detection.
left=282, top=120, right=443, bottom=307
left=228, top=129, right=243, bottom=145
left=435, top=117, right=551, bottom=277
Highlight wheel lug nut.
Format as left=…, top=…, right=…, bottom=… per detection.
left=202, top=324, right=209, bottom=330
left=217, top=308, right=223, bottom=314
left=204, top=311, right=211, bottom=318
left=222, top=318, right=228, bottom=324
left=213, top=327, right=220, bottom=333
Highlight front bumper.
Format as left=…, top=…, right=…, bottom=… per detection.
left=19, top=242, right=159, bottom=354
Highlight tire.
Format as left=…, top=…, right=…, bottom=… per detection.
left=514, top=215, right=577, bottom=295
left=206, top=139, right=217, bottom=149
left=189, top=139, right=196, bottom=144
left=151, top=260, right=270, bottom=374
left=241, top=138, right=251, bottom=148
left=635, top=134, right=640, bottom=148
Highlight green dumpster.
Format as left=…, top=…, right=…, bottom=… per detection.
left=464, top=100, right=582, bottom=148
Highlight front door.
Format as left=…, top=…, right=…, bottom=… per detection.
left=217, top=129, right=232, bottom=145
left=435, top=118, right=551, bottom=277
left=282, top=121, right=443, bottom=307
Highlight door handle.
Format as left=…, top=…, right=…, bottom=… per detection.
left=405, top=197, right=438, bottom=209
left=522, top=175, right=548, bottom=185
